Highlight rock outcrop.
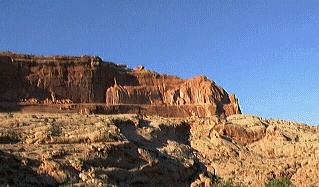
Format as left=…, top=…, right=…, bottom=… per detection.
left=0, top=52, right=240, bottom=117
left=189, top=114, right=319, bottom=187
left=0, top=113, right=319, bottom=187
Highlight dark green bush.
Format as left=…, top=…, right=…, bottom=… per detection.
left=211, top=178, right=246, bottom=187
left=265, top=178, right=292, bottom=187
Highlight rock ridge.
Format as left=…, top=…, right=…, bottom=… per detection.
left=0, top=52, right=240, bottom=117
left=0, top=113, right=318, bottom=187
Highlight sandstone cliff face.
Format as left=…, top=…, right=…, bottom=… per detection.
left=0, top=52, right=127, bottom=103
left=105, top=71, right=241, bottom=117
left=0, top=52, right=240, bottom=117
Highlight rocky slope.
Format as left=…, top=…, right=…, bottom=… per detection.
left=0, top=52, right=240, bottom=117
left=2, top=52, right=318, bottom=187
left=0, top=113, right=318, bottom=187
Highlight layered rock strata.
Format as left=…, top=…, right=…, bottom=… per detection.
left=0, top=52, right=240, bottom=117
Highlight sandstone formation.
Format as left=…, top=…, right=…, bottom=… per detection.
left=0, top=113, right=318, bottom=187
left=3, top=52, right=318, bottom=187
left=0, top=52, right=240, bottom=117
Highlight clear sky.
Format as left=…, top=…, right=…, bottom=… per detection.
left=1, top=0, right=319, bottom=125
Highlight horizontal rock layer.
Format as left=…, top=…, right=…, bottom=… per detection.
left=0, top=52, right=241, bottom=117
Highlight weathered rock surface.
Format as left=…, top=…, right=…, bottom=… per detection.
left=3, top=52, right=317, bottom=187
left=189, top=114, right=319, bottom=187
left=0, top=52, right=240, bottom=117
left=0, top=113, right=319, bottom=187
left=0, top=113, right=203, bottom=187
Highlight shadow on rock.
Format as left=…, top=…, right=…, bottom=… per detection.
left=83, top=117, right=206, bottom=187
left=0, top=150, right=57, bottom=187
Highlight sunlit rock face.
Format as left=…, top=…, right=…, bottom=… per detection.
left=0, top=52, right=240, bottom=117
left=105, top=70, right=241, bottom=117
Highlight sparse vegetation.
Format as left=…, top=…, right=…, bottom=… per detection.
left=265, top=178, right=292, bottom=187
left=6, top=113, right=14, bottom=118
left=48, top=124, right=62, bottom=137
left=211, top=178, right=293, bottom=187
left=0, top=113, right=318, bottom=186
left=211, top=178, right=246, bottom=187
left=0, top=128, right=20, bottom=142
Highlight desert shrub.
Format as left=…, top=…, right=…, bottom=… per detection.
left=48, top=124, right=62, bottom=136
left=211, top=177, right=246, bottom=187
left=0, top=128, right=20, bottom=142
left=31, top=115, right=38, bottom=119
left=265, top=178, right=292, bottom=187
left=22, top=122, right=29, bottom=126
left=5, top=113, right=14, bottom=118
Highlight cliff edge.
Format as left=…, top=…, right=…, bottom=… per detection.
left=0, top=52, right=240, bottom=117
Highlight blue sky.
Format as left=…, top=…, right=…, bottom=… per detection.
left=1, top=0, right=319, bottom=125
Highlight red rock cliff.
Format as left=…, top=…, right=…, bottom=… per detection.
left=0, top=52, right=241, bottom=117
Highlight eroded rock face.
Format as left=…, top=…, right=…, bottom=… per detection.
left=1, top=113, right=319, bottom=187
left=188, top=114, right=319, bottom=187
left=0, top=52, right=127, bottom=103
left=0, top=113, right=203, bottom=187
left=0, top=52, right=240, bottom=117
